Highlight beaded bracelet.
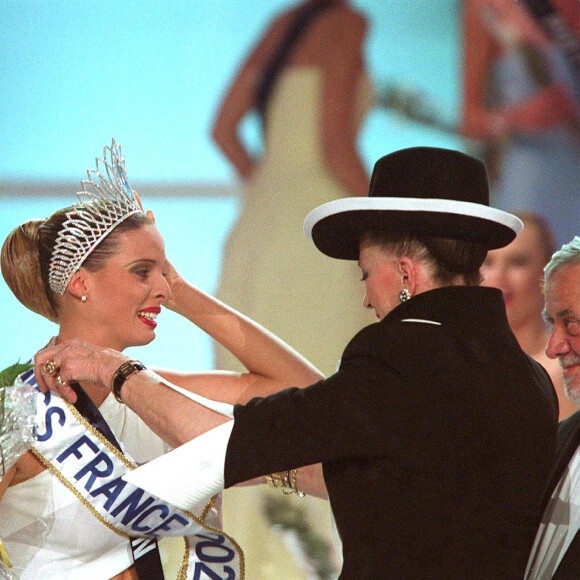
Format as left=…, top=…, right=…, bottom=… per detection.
left=265, top=469, right=305, bottom=498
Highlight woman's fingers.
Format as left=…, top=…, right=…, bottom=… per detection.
left=33, top=339, right=123, bottom=403
left=34, top=343, right=61, bottom=394
left=34, top=342, right=78, bottom=402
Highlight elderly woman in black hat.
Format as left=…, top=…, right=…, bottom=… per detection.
left=36, top=147, right=558, bottom=578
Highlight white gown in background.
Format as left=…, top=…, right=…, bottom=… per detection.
left=215, top=67, right=376, bottom=580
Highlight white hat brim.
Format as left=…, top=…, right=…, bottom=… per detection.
left=304, top=197, right=523, bottom=259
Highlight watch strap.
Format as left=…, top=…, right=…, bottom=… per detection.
left=111, top=360, right=146, bottom=403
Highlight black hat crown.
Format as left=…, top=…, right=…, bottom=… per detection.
left=369, top=147, right=489, bottom=205
left=304, top=147, right=522, bottom=260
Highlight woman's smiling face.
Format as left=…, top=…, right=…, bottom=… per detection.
left=80, top=224, right=170, bottom=351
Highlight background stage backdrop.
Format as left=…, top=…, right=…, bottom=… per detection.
left=0, top=0, right=463, bottom=370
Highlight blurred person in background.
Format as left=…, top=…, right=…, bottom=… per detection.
left=211, top=1, right=374, bottom=575
left=481, top=211, right=578, bottom=420
left=460, top=0, right=579, bottom=247
left=211, top=0, right=375, bottom=375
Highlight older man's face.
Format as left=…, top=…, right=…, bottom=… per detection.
left=544, top=263, right=580, bottom=404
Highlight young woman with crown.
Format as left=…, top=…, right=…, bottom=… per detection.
left=0, top=139, right=324, bottom=579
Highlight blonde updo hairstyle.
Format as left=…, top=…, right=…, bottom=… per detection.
left=1, top=206, right=151, bottom=324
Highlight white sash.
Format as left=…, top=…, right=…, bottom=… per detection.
left=19, top=369, right=244, bottom=579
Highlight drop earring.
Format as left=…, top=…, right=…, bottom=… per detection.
left=398, top=289, right=411, bottom=303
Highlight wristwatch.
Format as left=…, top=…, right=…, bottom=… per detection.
left=111, top=360, right=146, bottom=404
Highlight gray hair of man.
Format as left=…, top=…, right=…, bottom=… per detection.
left=544, top=236, right=580, bottom=283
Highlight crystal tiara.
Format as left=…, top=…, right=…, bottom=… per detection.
left=48, top=139, right=144, bottom=295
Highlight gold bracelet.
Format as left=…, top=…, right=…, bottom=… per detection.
left=0, top=538, right=12, bottom=568
left=265, top=469, right=305, bottom=498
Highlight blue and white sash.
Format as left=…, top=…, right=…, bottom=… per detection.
left=20, top=369, right=244, bottom=580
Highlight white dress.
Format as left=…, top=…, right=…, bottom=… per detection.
left=215, top=67, right=376, bottom=379
left=490, top=48, right=580, bottom=247
left=0, top=394, right=191, bottom=579
left=215, top=67, right=376, bottom=579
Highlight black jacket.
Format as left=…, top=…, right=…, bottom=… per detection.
left=547, top=411, right=580, bottom=579
left=226, top=286, right=558, bottom=578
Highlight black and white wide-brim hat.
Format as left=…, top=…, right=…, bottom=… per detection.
left=304, top=147, right=523, bottom=260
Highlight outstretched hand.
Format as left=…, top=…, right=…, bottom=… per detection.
left=34, top=339, right=128, bottom=403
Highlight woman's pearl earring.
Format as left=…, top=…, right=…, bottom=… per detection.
left=81, top=296, right=87, bottom=302
left=398, top=289, right=411, bottom=303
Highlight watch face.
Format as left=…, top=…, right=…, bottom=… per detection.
left=121, top=364, right=134, bottom=378
left=112, top=361, right=145, bottom=403
left=122, top=361, right=145, bottom=377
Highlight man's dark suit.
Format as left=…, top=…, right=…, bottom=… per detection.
left=544, top=411, right=580, bottom=579
left=224, top=286, right=558, bottom=578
